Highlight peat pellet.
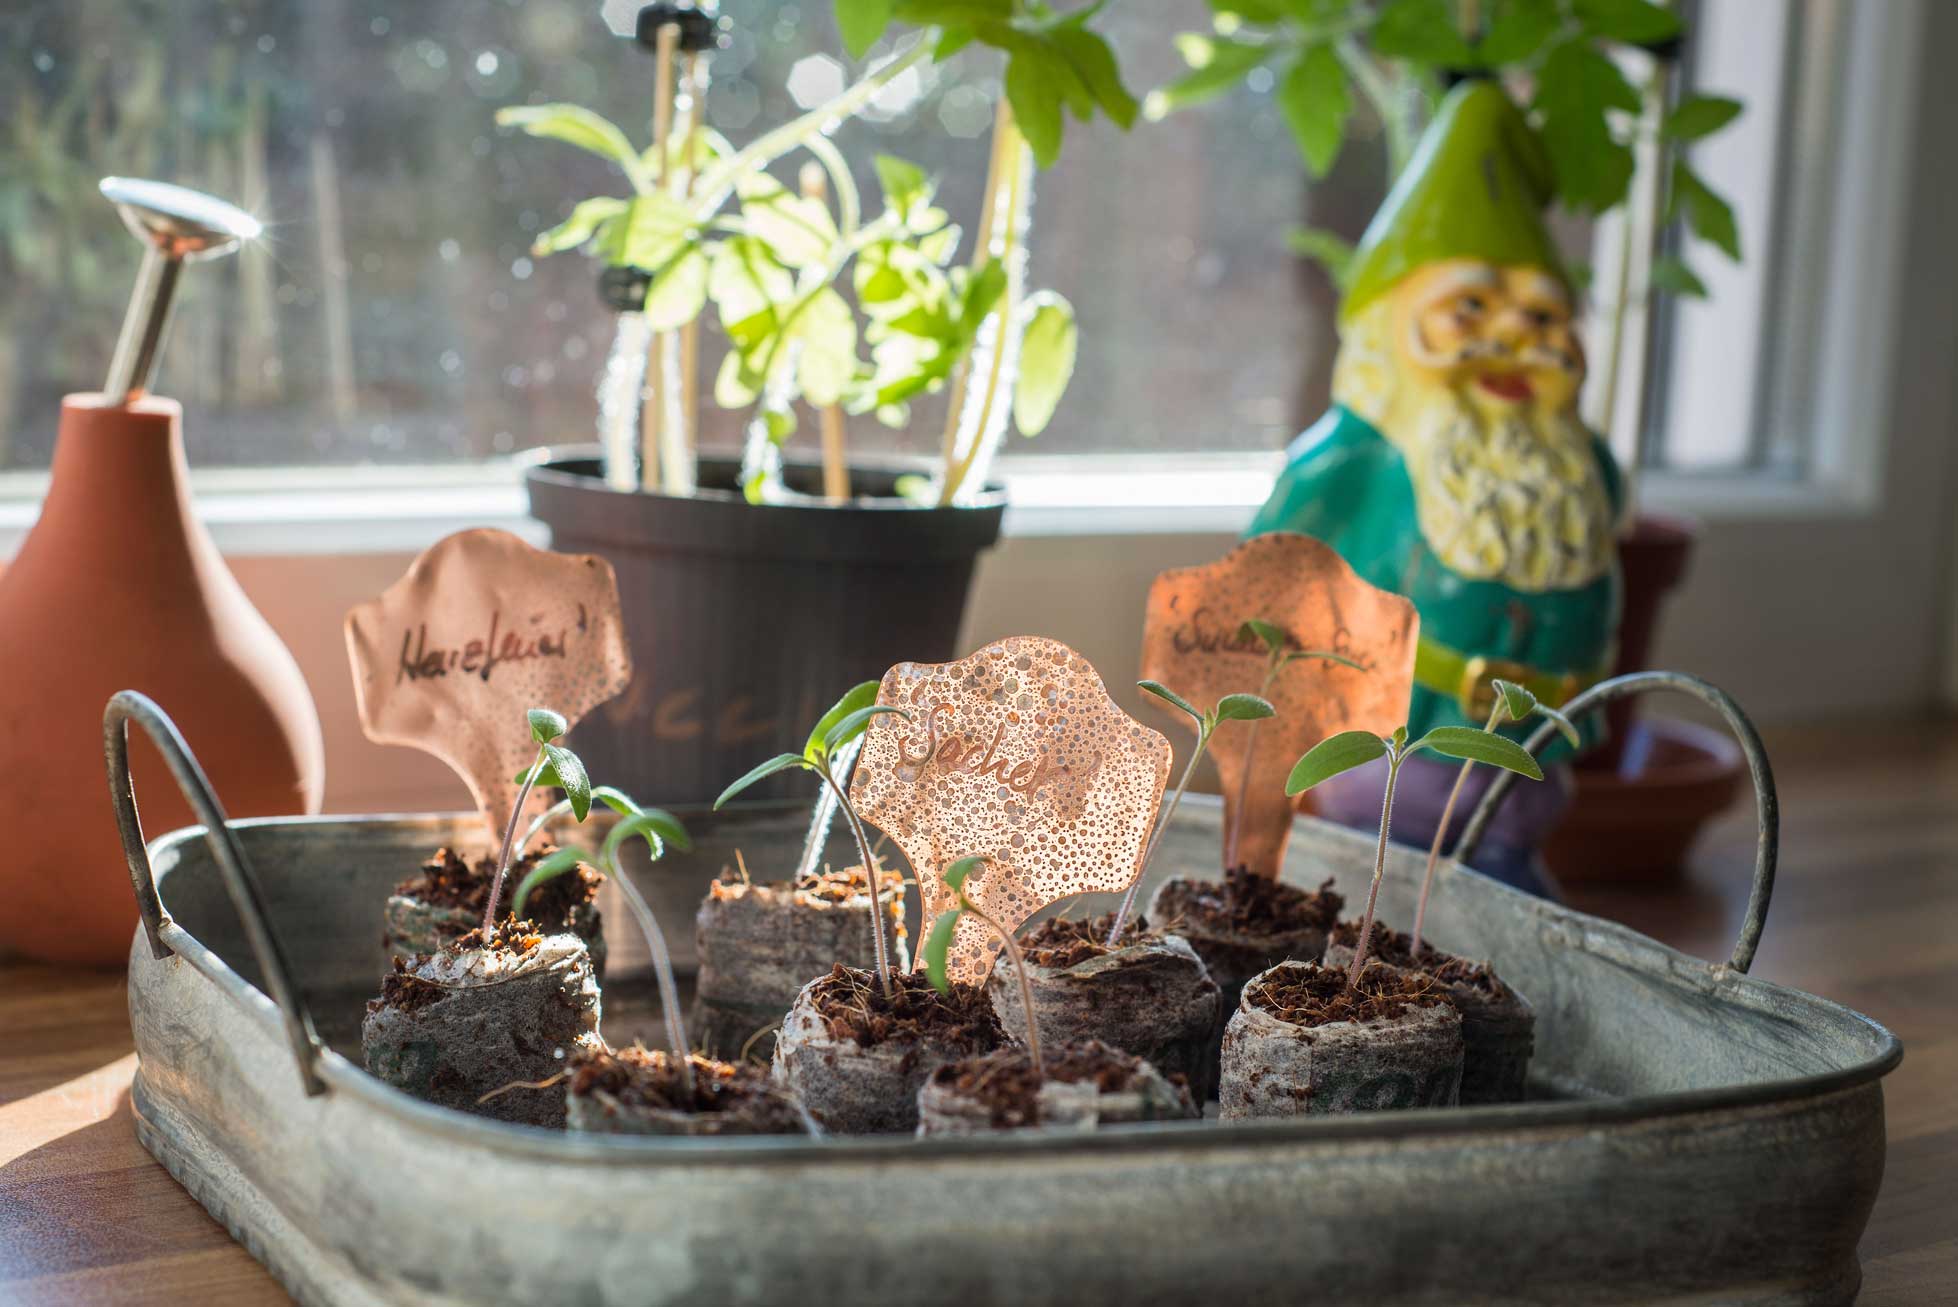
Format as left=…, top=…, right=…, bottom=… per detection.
left=1220, top=960, right=1463, bottom=1119
left=361, top=926, right=602, bottom=1128
left=1325, top=922, right=1535, bottom=1105
left=773, top=965, right=1002, bottom=1134
left=917, top=1040, right=1197, bottom=1135
left=996, top=915, right=1222, bottom=1101
left=381, top=846, right=607, bottom=978
left=565, top=1045, right=810, bottom=1136
left=691, top=866, right=902, bottom=1058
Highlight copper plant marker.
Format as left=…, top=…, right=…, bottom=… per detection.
left=345, top=529, right=633, bottom=839
left=851, top=637, right=1171, bottom=982
left=1139, top=533, right=1418, bottom=879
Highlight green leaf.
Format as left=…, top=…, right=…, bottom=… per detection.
left=540, top=743, right=591, bottom=820
left=792, top=288, right=860, bottom=407
left=1285, top=225, right=1356, bottom=287
left=1205, top=0, right=1290, bottom=24
left=642, top=243, right=708, bottom=330
left=591, top=786, right=642, bottom=818
left=837, top=0, right=895, bottom=58
left=1370, top=0, right=1475, bottom=66
left=603, top=809, right=693, bottom=866
left=532, top=197, right=630, bottom=256
left=1285, top=730, right=1387, bottom=794
left=1215, top=693, right=1276, bottom=722
left=1648, top=254, right=1707, bottom=297
left=1571, top=0, right=1681, bottom=45
left=1278, top=648, right=1366, bottom=672
left=894, top=473, right=935, bottom=504
left=1663, top=94, right=1743, bottom=142
left=510, top=847, right=593, bottom=920
left=1491, top=678, right=1538, bottom=723
left=1050, top=27, right=1138, bottom=129
left=495, top=105, right=646, bottom=185
left=617, top=191, right=696, bottom=270
left=873, top=154, right=929, bottom=218
left=528, top=708, right=568, bottom=743
left=764, top=408, right=797, bottom=444
left=1146, top=36, right=1272, bottom=119
left=1013, top=293, right=1077, bottom=437
left=707, top=236, right=794, bottom=327
left=1673, top=163, right=1742, bottom=261
left=823, top=704, right=910, bottom=754
left=1477, top=0, right=1559, bottom=66
left=943, top=855, right=987, bottom=894
left=1277, top=43, right=1350, bottom=177
left=1138, top=679, right=1203, bottom=723
left=1410, top=726, right=1544, bottom=780
left=1005, top=48, right=1068, bottom=168
left=741, top=184, right=839, bottom=269
left=1239, top=618, right=1288, bottom=657
left=1538, top=705, right=1583, bottom=750
left=1537, top=102, right=1635, bottom=213
left=923, top=907, right=963, bottom=995
left=715, top=753, right=810, bottom=808
left=807, top=681, right=882, bottom=763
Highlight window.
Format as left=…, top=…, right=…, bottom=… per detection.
left=1, top=0, right=1390, bottom=478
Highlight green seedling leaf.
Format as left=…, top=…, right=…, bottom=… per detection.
left=1492, top=678, right=1538, bottom=723
left=923, top=907, right=963, bottom=995
left=591, top=786, right=642, bottom=818
left=873, top=154, right=929, bottom=218
left=1138, top=679, right=1203, bottom=723
left=1571, top=0, right=1681, bottom=45
left=642, top=243, right=709, bottom=330
left=1370, top=0, right=1475, bottom=66
left=793, top=287, right=860, bottom=407
left=1538, top=705, right=1582, bottom=750
left=1648, top=254, right=1708, bottom=297
left=528, top=708, right=569, bottom=743
left=822, top=704, right=911, bottom=755
left=540, top=743, right=591, bottom=820
left=943, top=855, right=987, bottom=894
left=532, top=197, right=630, bottom=256
left=1280, top=648, right=1365, bottom=672
left=495, top=105, right=646, bottom=184
left=1013, top=292, right=1077, bottom=436
left=511, top=846, right=593, bottom=920
left=1214, top=692, right=1276, bottom=722
left=893, top=474, right=936, bottom=505
left=1238, top=618, right=1287, bottom=656
left=1285, top=730, right=1387, bottom=794
left=715, top=753, right=810, bottom=808
left=741, top=184, right=839, bottom=269
left=1277, top=43, right=1350, bottom=178
left=1535, top=39, right=1639, bottom=212
left=1663, top=94, right=1743, bottom=142
left=1477, top=0, right=1559, bottom=65
left=1005, top=48, right=1068, bottom=168
left=1392, top=725, right=1409, bottom=750
left=1285, top=226, right=1356, bottom=287
left=807, top=681, right=882, bottom=763
left=1147, top=35, right=1272, bottom=119
left=617, top=191, right=696, bottom=270
left=1050, top=27, right=1138, bottom=130
left=837, top=0, right=895, bottom=57
left=1411, top=726, right=1544, bottom=780
left=1672, top=163, right=1742, bottom=261
left=603, top=810, right=692, bottom=865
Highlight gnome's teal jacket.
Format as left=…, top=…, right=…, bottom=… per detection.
left=1246, top=405, right=1622, bottom=748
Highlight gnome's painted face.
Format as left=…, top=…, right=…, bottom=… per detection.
left=1333, top=258, right=1612, bottom=593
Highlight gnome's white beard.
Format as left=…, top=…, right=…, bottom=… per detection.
left=1400, top=397, right=1614, bottom=591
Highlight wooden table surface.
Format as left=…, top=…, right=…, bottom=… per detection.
left=2, top=718, right=1954, bottom=1305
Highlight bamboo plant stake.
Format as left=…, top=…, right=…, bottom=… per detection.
left=680, top=49, right=706, bottom=463
left=796, top=162, right=852, bottom=502
left=640, top=20, right=695, bottom=496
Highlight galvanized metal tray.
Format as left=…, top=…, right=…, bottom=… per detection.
left=109, top=676, right=1902, bottom=1307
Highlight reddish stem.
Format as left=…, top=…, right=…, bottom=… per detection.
left=480, top=757, right=545, bottom=935
left=1345, top=749, right=1402, bottom=993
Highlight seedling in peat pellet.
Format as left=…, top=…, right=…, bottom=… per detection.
left=923, top=856, right=1041, bottom=1077
left=1105, top=681, right=1276, bottom=945
left=1226, top=619, right=1364, bottom=869
left=1409, top=680, right=1578, bottom=956
left=513, top=788, right=694, bottom=1089
left=716, top=682, right=910, bottom=995
left=1286, top=722, right=1543, bottom=992
left=479, top=708, right=593, bottom=933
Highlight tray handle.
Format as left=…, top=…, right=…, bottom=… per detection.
left=105, top=690, right=327, bottom=1096
left=1454, top=670, right=1779, bottom=974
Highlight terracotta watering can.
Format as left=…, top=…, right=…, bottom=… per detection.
left=0, top=178, right=324, bottom=966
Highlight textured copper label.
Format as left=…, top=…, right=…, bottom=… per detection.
left=1139, top=533, right=1418, bottom=878
left=851, top=637, right=1171, bottom=982
left=345, top=528, right=633, bottom=838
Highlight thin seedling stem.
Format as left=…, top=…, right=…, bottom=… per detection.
left=1345, top=746, right=1403, bottom=993
left=610, top=849, right=694, bottom=1096
left=1107, top=726, right=1209, bottom=947
left=971, top=900, right=1041, bottom=1077
left=481, top=756, right=546, bottom=934
left=824, top=768, right=893, bottom=996
left=1410, top=703, right=1505, bottom=955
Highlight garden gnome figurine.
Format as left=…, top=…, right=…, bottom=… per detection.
left=1247, top=79, right=1622, bottom=892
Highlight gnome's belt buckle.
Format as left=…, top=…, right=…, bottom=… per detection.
left=1458, top=656, right=1577, bottom=720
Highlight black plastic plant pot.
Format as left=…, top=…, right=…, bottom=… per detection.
left=524, top=451, right=1007, bottom=805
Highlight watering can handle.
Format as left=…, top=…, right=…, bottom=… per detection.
left=1455, top=670, right=1779, bottom=974
left=105, top=690, right=326, bottom=1096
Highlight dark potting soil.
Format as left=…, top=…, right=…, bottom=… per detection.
left=1020, top=912, right=1160, bottom=969
left=1330, top=920, right=1506, bottom=997
left=367, top=919, right=550, bottom=1015
left=929, top=1040, right=1155, bottom=1128
left=569, top=1044, right=796, bottom=1122
left=808, top=965, right=1004, bottom=1054
left=1246, top=960, right=1454, bottom=1029
left=397, top=846, right=599, bottom=927
left=1161, top=868, right=1344, bottom=938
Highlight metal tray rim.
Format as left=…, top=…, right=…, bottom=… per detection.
left=145, top=806, right=1903, bottom=1167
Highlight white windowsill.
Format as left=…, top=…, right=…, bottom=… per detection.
left=0, top=451, right=1878, bottom=559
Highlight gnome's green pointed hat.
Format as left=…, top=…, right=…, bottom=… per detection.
left=1341, top=79, right=1566, bottom=321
